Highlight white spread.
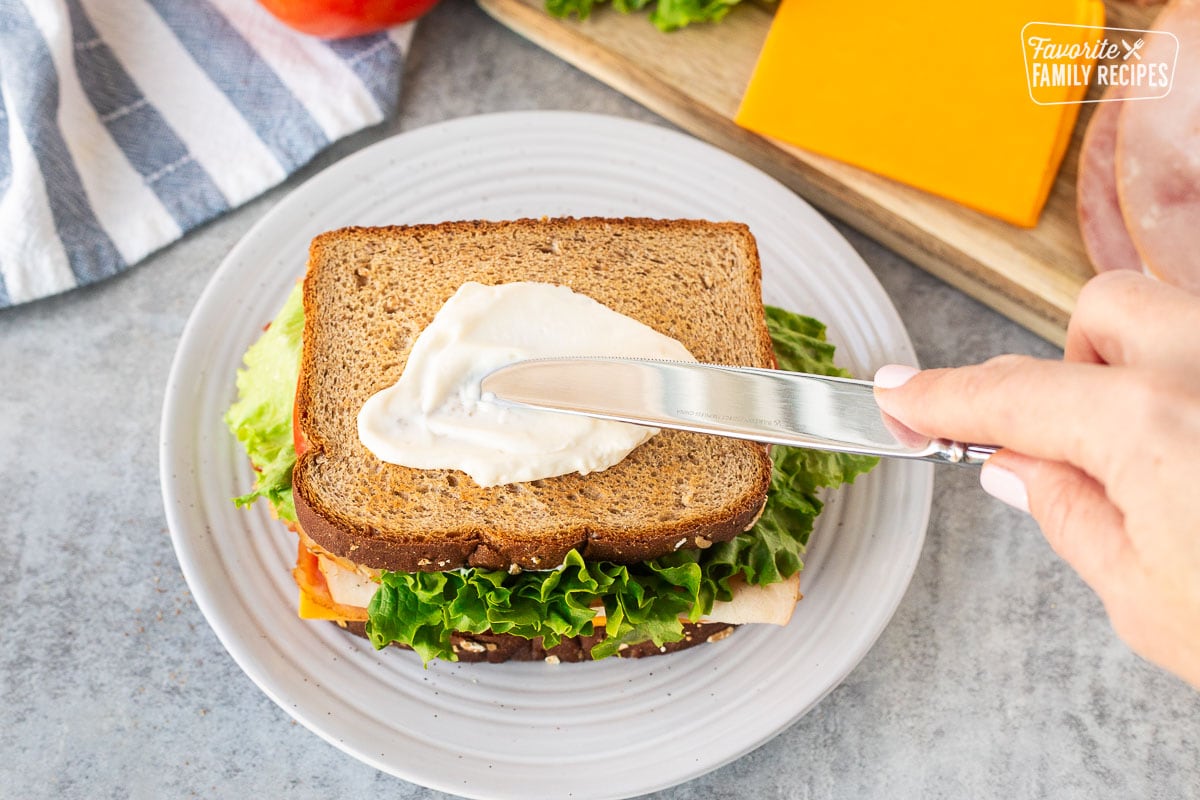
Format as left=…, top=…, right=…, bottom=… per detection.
left=357, top=281, right=695, bottom=487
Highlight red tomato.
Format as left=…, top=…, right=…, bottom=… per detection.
left=292, top=392, right=309, bottom=458
left=258, top=0, right=440, bottom=38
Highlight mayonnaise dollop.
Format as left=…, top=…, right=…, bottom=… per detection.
left=357, top=282, right=695, bottom=487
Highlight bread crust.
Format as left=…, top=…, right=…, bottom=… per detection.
left=293, top=218, right=775, bottom=573
left=295, top=481, right=767, bottom=572
left=341, top=620, right=738, bottom=663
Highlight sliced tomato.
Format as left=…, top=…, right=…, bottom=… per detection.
left=292, top=391, right=309, bottom=458
left=294, top=539, right=328, bottom=596
left=257, top=0, right=440, bottom=38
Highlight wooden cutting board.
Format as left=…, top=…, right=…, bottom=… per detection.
left=477, top=0, right=1158, bottom=345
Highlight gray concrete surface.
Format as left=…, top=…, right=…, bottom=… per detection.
left=2, top=1, right=1197, bottom=798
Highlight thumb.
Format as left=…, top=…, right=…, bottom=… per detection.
left=982, top=451, right=1131, bottom=594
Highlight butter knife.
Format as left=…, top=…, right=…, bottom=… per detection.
left=481, top=357, right=996, bottom=465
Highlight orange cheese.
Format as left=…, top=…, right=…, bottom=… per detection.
left=736, top=0, right=1105, bottom=226
left=298, top=589, right=348, bottom=621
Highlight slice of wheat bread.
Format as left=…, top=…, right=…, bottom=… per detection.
left=293, top=218, right=775, bottom=573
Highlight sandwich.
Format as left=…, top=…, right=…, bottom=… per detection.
left=225, top=218, right=876, bottom=663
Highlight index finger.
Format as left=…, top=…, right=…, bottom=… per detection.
left=1065, top=271, right=1200, bottom=370
left=873, top=355, right=1141, bottom=482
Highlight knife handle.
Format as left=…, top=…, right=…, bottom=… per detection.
left=933, top=440, right=999, bottom=465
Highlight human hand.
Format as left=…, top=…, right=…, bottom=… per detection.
left=873, top=271, right=1200, bottom=689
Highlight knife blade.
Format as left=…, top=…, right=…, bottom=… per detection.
left=480, top=357, right=996, bottom=465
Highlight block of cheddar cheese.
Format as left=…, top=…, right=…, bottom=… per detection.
left=736, top=0, right=1104, bottom=227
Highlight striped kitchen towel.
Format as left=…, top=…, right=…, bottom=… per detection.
left=0, top=0, right=413, bottom=309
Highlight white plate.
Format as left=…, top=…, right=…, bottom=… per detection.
left=160, top=111, right=932, bottom=800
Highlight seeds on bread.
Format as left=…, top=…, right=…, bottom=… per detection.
left=342, top=620, right=738, bottom=663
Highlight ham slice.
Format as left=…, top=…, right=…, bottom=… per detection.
left=1115, top=0, right=1200, bottom=292
left=1077, top=86, right=1143, bottom=273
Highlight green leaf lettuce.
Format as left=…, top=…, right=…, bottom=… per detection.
left=224, top=283, right=304, bottom=524
left=546, top=0, right=745, bottom=31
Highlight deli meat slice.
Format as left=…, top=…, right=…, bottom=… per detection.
left=1115, top=0, right=1200, bottom=293
left=1077, top=86, right=1142, bottom=273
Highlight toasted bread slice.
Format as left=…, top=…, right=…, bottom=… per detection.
left=293, top=218, right=775, bottom=572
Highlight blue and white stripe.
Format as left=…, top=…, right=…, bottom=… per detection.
left=0, top=0, right=412, bottom=308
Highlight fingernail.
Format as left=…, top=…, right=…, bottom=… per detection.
left=980, top=464, right=1030, bottom=514
left=873, top=364, right=919, bottom=389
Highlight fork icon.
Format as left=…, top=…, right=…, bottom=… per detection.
left=1123, top=38, right=1144, bottom=60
